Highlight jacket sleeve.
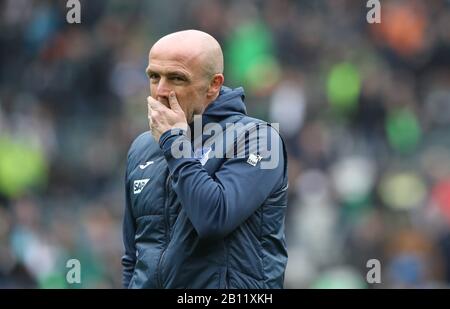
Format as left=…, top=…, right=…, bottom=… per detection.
left=159, top=123, right=286, bottom=240
left=122, top=152, right=136, bottom=288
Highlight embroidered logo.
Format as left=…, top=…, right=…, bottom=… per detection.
left=139, top=161, right=154, bottom=170
left=247, top=153, right=262, bottom=167
left=194, top=147, right=212, bottom=166
left=133, top=179, right=150, bottom=194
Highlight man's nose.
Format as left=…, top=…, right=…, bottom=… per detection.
left=156, top=78, right=171, bottom=102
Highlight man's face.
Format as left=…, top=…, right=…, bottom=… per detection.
left=146, top=48, right=211, bottom=123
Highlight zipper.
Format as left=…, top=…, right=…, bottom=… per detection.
left=156, top=173, right=172, bottom=288
left=224, top=268, right=228, bottom=289
left=224, top=238, right=229, bottom=289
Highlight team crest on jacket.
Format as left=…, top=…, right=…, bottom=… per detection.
left=247, top=153, right=263, bottom=166
left=194, top=147, right=212, bottom=166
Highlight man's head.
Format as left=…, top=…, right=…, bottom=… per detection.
left=146, top=30, right=224, bottom=123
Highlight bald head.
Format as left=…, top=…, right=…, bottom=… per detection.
left=146, top=30, right=225, bottom=122
left=150, top=30, right=223, bottom=78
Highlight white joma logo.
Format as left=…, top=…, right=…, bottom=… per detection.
left=134, top=179, right=150, bottom=194
left=139, top=161, right=154, bottom=169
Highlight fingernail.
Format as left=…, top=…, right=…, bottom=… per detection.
left=170, top=92, right=175, bottom=97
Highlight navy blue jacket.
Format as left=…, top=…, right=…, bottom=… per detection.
left=122, top=86, right=288, bottom=288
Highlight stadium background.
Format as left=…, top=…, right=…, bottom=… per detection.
left=1, top=0, right=450, bottom=288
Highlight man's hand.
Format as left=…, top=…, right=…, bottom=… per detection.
left=147, top=91, right=188, bottom=142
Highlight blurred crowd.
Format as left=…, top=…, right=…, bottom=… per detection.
left=1, top=0, right=450, bottom=288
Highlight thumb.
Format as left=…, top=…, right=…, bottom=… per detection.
left=168, top=91, right=183, bottom=113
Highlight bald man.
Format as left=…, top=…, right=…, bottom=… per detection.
left=122, top=30, right=288, bottom=289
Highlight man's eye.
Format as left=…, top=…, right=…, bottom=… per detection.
left=171, top=76, right=185, bottom=82
left=149, top=74, right=159, bottom=80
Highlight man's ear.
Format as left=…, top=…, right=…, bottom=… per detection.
left=206, top=74, right=224, bottom=98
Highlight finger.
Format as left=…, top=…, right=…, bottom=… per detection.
left=147, top=100, right=152, bottom=127
left=147, top=96, right=164, bottom=111
left=147, top=97, right=153, bottom=117
left=147, top=96, right=154, bottom=110
left=168, top=91, right=183, bottom=113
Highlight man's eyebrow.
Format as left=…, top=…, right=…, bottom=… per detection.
left=146, top=68, right=191, bottom=80
left=167, top=71, right=189, bottom=79
left=145, top=67, right=157, bottom=76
